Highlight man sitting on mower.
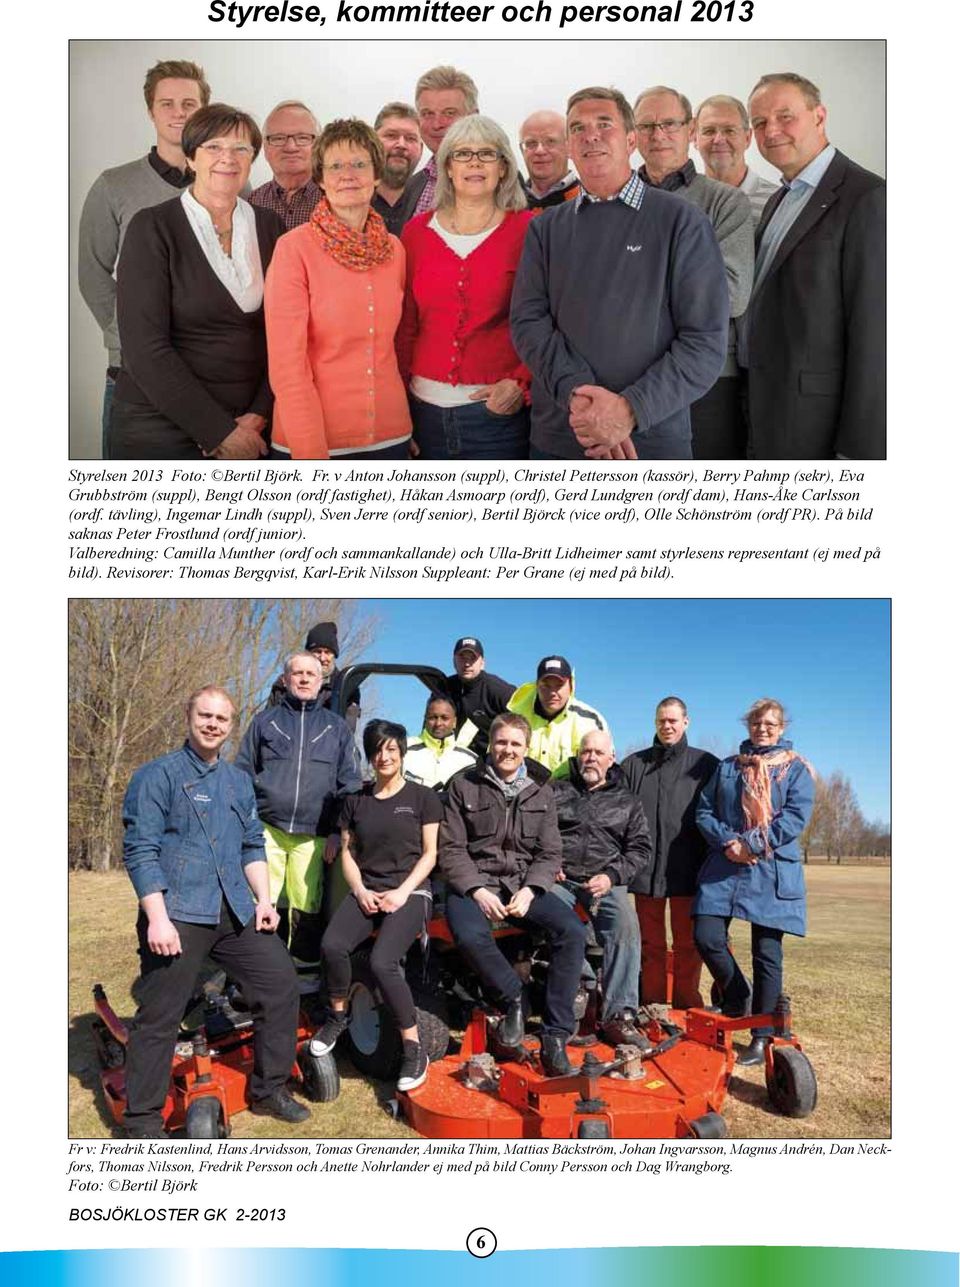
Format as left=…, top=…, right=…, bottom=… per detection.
left=551, top=730, right=654, bottom=1051
left=120, top=685, right=307, bottom=1137
left=439, top=712, right=587, bottom=1077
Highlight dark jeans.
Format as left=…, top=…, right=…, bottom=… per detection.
left=321, top=892, right=428, bottom=1030
left=124, top=901, right=300, bottom=1134
left=411, top=396, right=530, bottom=460
left=691, top=375, right=747, bottom=460
left=445, top=887, right=587, bottom=1037
left=693, top=914, right=785, bottom=1037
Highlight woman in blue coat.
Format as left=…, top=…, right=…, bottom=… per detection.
left=692, top=698, right=815, bottom=1067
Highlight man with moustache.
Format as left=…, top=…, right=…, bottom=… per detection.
left=694, top=94, right=778, bottom=227
left=741, top=72, right=885, bottom=458
left=412, top=64, right=479, bottom=215
left=633, top=85, right=753, bottom=459
left=518, top=109, right=581, bottom=213
left=440, top=713, right=586, bottom=1076
left=120, top=686, right=306, bottom=1136
left=621, top=696, right=718, bottom=1010
left=249, top=100, right=321, bottom=230
left=371, top=102, right=425, bottom=236
left=511, top=87, right=728, bottom=461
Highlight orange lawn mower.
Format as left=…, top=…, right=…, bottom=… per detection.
left=366, top=912, right=819, bottom=1140
left=91, top=983, right=340, bottom=1138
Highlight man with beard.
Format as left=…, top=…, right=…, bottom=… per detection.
left=551, top=730, right=652, bottom=1049
left=371, top=102, right=425, bottom=236
left=621, top=696, right=718, bottom=1009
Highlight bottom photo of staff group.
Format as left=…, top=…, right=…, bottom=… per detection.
left=69, top=597, right=890, bottom=1141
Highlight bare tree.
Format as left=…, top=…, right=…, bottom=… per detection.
left=69, top=599, right=378, bottom=871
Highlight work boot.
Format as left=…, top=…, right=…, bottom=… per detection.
left=249, top=1087, right=310, bottom=1123
left=397, top=1040, right=429, bottom=1092
left=309, top=1008, right=351, bottom=1056
left=126, top=1124, right=168, bottom=1140
left=601, top=1011, right=654, bottom=1053
left=498, top=994, right=525, bottom=1047
left=737, top=1035, right=771, bottom=1067
left=540, top=1033, right=574, bottom=1077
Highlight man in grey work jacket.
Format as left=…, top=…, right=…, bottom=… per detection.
left=121, top=685, right=305, bottom=1137
left=511, top=85, right=729, bottom=461
left=235, top=652, right=362, bottom=965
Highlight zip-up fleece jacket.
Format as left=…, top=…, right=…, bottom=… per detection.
left=235, top=692, right=362, bottom=836
left=440, top=759, right=562, bottom=896
left=507, top=679, right=608, bottom=778
left=552, top=760, right=652, bottom=887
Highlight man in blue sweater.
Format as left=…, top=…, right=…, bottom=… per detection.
left=511, top=86, right=729, bottom=461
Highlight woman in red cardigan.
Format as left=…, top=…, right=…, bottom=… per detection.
left=264, top=119, right=412, bottom=460
left=398, top=115, right=533, bottom=459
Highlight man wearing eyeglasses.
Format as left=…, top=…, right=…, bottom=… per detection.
left=249, top=100, right=321, bottom=230
left=633, top=85, right=753, bottom=460
left=693, top=95, right=778, bottom=228
left=511, top=86, right=728, bottom=462
left=518, top=110, right=581, bottom=213
left=412, top=64, right=479, bottom=215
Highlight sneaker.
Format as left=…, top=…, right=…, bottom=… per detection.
left=309, top=1010, right=350, bottom=1056
left=602, top=1012, right=654, bottom=1053
left=397, top=1040, right=429, bottom=1092
left=249, top=1087, right=310, bottom=1123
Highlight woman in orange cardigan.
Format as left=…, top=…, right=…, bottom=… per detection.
left=264, top=119, right=412, bottom=460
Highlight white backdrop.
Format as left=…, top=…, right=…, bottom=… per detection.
left=68, top=38, right=885, bottom=455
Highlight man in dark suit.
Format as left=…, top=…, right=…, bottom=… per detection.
left=742, top=73, right=885, bottom=459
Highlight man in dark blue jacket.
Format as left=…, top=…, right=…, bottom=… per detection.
left=121, top=685, right=305, bottom=1137
left=511, top=85, right=729, bottom=461
left=236, top=653, right=362, bottom=964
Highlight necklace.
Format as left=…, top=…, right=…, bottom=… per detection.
left=448, top=206, right=499, bottom=236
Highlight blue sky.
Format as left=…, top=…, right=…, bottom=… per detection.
left=339, top=598, right=890, bottom=825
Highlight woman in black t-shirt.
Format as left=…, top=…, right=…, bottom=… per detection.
left=310, top=719, right=442, bottom=1092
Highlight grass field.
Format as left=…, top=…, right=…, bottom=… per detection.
left=68, top=865, right=890, bottom=1139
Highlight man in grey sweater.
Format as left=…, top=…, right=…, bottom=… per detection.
left=634, top=86, right=753, bottom=460
left=77, top=59, right=210, bottom=455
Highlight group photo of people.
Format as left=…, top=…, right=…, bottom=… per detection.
left=68, top=598, right=891, bottom=1139
left=70, top=40, right=886, bottom=463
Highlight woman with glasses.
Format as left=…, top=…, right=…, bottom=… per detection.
left=264, top=118, right=412, bottom=460
left=112, top=104, right=283, bottom=459
left=692, top=699, right=816, bottom=1067
left=397, top=115, right=532, bottom=459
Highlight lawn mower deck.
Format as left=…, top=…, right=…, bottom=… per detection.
left=92, top=983, right=339, bottom=1137
left=397, top=1000, right=815, bottom=1139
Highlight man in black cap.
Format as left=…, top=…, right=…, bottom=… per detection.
left=507, top=655, right=608, bottom=779
left=443, top=636, right=515, bottom=757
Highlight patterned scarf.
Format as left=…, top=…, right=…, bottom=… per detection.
left=737, top=745, right=807, bottom=854
left=309, top=195, right=393, bottom=271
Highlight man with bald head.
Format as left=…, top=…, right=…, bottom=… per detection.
left=551, top=729, right=652, bottom=1049
left=250, top=100, right=321, bottom=229
left=519, top=109, right=581, bottom=213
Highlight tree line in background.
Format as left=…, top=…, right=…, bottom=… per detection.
left=801, top=771, right=891, bottom=862
left=68, top=599, right=377, bottom=872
